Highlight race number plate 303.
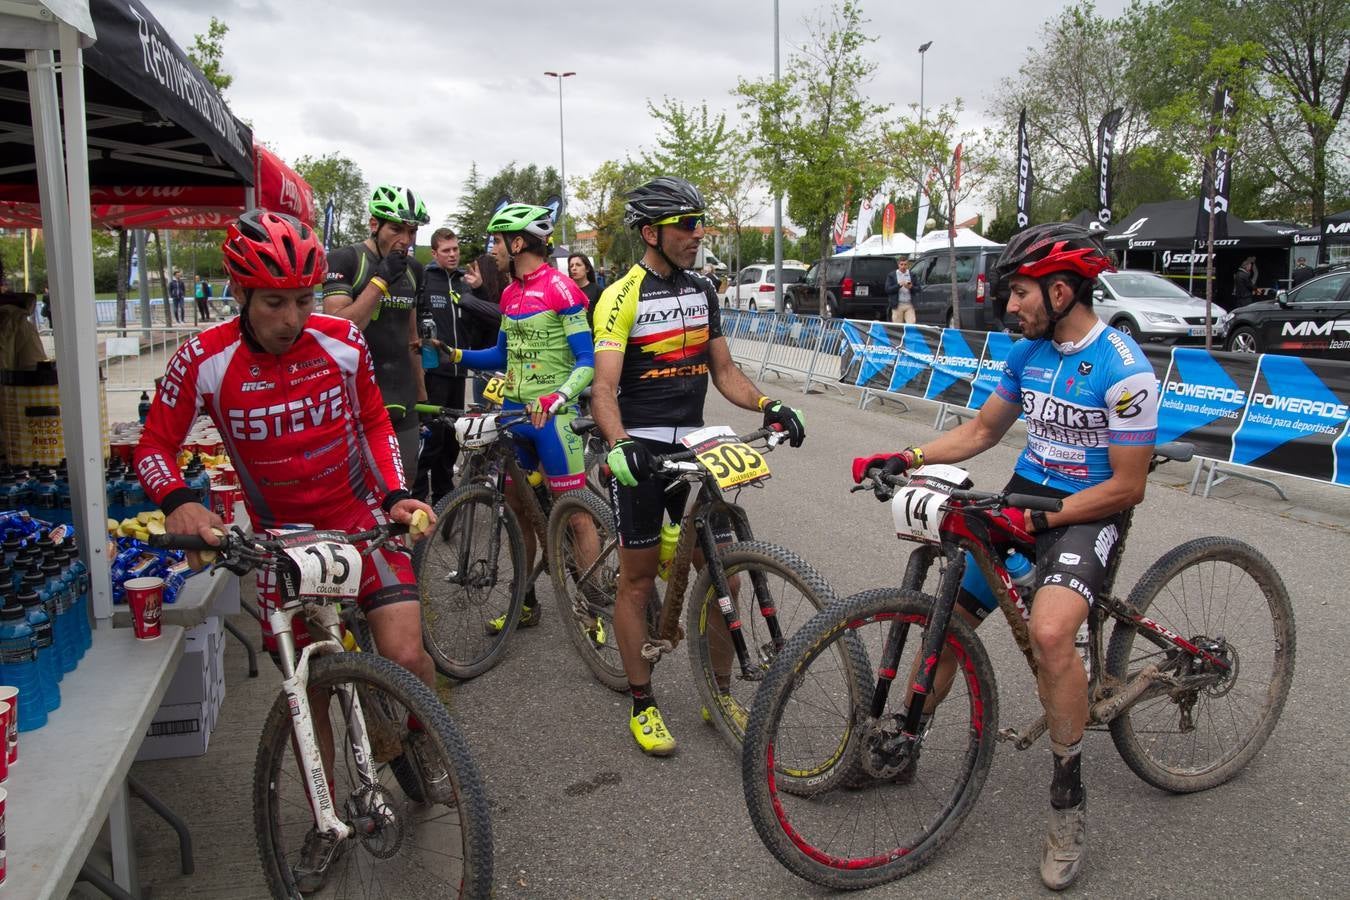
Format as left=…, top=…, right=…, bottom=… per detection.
left=891, top=485, right=951, bottom=544
left=283, top=542, right=363, bottom=599
left=693, top=437, right=771, bottom=491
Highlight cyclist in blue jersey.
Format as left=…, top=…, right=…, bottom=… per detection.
left=853, top=223, right=1158, bottom=891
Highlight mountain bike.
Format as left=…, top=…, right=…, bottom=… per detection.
left=741, top=443, right=1295, bottom=889
left=546, top=422, right=839, bottom=749
left=152, top=523, right=493, bottom=899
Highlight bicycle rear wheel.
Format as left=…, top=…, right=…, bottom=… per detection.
left=1105, top=536, right=1295, bottom=793
left=415, top=484, right=527, bottom=680
left=742, top=588, right=998, bottom=890
left=547, top=489, right=630, bottom=691
left=254, top=652, right=493, bottom=899
left=686, top=541, right=839, bottom=752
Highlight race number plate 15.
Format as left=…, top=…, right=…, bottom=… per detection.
left=283, top=542, right=363, bottom=599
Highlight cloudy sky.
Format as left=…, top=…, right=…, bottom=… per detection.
left=151, top=0, right=1131, bottom=230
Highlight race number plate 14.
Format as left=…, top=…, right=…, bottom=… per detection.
left=891, top=465, right=970, bottom=544
left=680, top=425, right=770, bottom=491
left=283, top=542, right=363, bottom=599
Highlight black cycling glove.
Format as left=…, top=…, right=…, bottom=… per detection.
left=760, top=399, right=806, bottom=448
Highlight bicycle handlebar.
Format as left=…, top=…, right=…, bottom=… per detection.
left=148, top=521, right=411, bottom=566
left=654, top=426, right=786, bottom=471
left=857, top=470, right=1064, bottom=514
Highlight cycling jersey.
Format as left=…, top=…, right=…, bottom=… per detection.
left=458, top=262, right=594, bottom=405
left=134, top=314, right=407, bottom=529
left=592, top=262, right=723, bottom=442
left=995, top=320, right=1157, bottom=492
left=323, top=243, right=425, bottom=415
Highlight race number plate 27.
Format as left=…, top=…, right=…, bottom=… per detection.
left=283, top=542, right=362, bottom=599
left=455, top=414, right=500, bottom=449
left=680, top=425, right=770, bottom=491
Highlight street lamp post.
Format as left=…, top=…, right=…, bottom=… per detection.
left=916, top=41, right=933, bottom=241
left=544, top=71, right=576, bottom=246
left=773, top=0, right=784, bottom=312
left=918, top=41, right=932, bottom=125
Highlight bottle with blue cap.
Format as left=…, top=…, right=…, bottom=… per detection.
left=0, top=592, right=46, bottom=731
left=17, top=586, right=60, bottom=714
left=1003, top=549, right=1036, bottom=591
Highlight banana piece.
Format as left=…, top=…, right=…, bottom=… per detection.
left=409, top=508, right=431, bottom=540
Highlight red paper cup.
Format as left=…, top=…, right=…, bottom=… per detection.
left=124, top=576, right=165, bottom=640
left=0, top=702, right=9, bottom=783
left=213, top=464, right=238, bottom=487
left=111, top=440, right=137, bottom=465
left=209, top=485, right=241, bottom=524
left=0, top=687, right=16, bottom=766
left=0, top=786, right=7, bottom=885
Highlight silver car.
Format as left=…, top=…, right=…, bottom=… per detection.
left=1092, top=270, right=1227, bottom=344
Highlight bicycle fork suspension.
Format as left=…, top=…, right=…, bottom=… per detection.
left=695, top=520, right=763, bottom=679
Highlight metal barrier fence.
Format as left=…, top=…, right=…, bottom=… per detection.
left=97, top=325, right=201, bottom=392
left=721, top=310, right=848, bottom=394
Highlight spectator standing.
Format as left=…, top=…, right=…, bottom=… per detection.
left=569, top=252, right=602, bottom=322
left=168, top=268, right=186, bottom=323
left=40, top=284, right=51, bottom=331
left=194, top=275, right=211, bottom=321
left=323, top=184, right=431, bottom=483
left=885, top=257, right=915, bottom=324
left=1290, top=256, right=1315, bottom=288
left=1232, top=257, right=1257, bottom=308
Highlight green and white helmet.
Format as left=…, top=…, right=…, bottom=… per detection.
left=487, top=203, right=554, bottom=241
left=369, top=184, right=430, bottom=226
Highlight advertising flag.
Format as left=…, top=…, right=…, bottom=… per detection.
left=1196, top=82, right=1235, bottom=242
left=882, top=202, right=896, bottom=241
left=832, top=206, right=851, bottom=247
left=1095, top=107, right=1124, bottom=228
left=855, top=194, right=876, bottom=246
left=1015, top=108, right=1034, bottom=232
left=322, top=199, right=335, bottom=252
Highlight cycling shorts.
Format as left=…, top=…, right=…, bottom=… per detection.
left=608, top=437, right=733, bottom=549
left=957, top=474, right=1125, bottom=619
left=502, top=400, right=586, bottom=492
left=254, top=503, right=417, bottom=656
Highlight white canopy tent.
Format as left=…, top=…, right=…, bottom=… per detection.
left=835, top=232, right=916, bottom=257
left=914, top=227, right=1002, bottom=253
left=1, top=1, right=111, bottom=618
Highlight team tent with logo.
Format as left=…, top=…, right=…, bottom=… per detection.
left=1322, top=210, right=1350, bottom=263
left=1104, top=200, right=1290, bottom=302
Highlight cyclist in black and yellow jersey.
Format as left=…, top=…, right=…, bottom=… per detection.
left=590, top=176, right=806, bottom=756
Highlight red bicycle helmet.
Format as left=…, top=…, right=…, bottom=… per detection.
left=222, top=209, right=326, bottom=289
left=994, top=222, right=1114, bottom=282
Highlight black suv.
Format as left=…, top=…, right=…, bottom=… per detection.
left=1222, top=268, right=1350, bottom=360
left=784, top=255, right=893, bottom=320
left=909, top=245, right=1012, bottom=331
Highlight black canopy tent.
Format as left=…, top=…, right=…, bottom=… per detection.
left=1323, top=210, right=1350, bottom=263
left=1104, top=200, right=1290, bottom=303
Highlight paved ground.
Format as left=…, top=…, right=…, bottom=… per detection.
left=73, top=356, right=1350, bottom=898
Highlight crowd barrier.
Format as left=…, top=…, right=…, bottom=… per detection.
left=722, top=309, right=1350, bottom=492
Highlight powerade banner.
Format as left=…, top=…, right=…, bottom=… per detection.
left=1096, top=108, right=1124, bottom=228
left=1232, top=354, right=1350, bottom=484
left=1015, top=108, right=1034, bottom=232
left=1155, top=347, right=1258, bottom=461
left=838, top=323, right=1012, bottom=408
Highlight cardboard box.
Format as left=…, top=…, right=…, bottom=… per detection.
left=136, top=700, right=210, bottom=761
left=160, top=624, right=212, bottom=706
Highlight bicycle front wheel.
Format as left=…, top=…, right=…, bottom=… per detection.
left=686, top=540, right=839, bottom=751
left=254, top=652, right=493, bottom=899
left=1105, top=536, right=1295, bottom=793
left=547, top=488, right=629, bottom=691
left=415, top=484, right=527, bottom=679
left=742, top=588, right=998, bottom=890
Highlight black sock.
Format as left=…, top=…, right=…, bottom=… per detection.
left=630, top=682, right=655, bottom=715
left=524, top=586, right=537, bottom=609
left=1050, top=740, right=1084, bottom=810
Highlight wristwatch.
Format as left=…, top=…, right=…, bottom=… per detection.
left=1030, top=510, right=1050, bottom=533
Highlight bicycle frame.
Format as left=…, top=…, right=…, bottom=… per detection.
left=270, top=600, right=379, bottom=844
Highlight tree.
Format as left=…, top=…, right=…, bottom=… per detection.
left=453, top=163, right=562, bottom=249
left=705, top=146, right=764, bottom=282
left=186, top=17, right=232, bottom=94
left=294, top=153, right=368, bottom=248
left=571, top=158, right=649, bottom=270
left=736, top=0, right=890, bottom=309
left=886, top=103, right=996, bottom=328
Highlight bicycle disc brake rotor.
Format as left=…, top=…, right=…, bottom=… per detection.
left=345, top=784, right=405, bottom=859
left=859, top=715, right=919, bottom=780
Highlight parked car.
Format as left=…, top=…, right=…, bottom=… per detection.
left=908, top=244, right=1010, bottom=331
left=720, top=261, right=808, bottom=311
left=1092, top=270, right=1226, bottom=344
left=1221, top=268, right=1350, bottom=359
left=784, top=255, right=893, bottom=320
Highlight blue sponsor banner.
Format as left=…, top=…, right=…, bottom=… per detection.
left=855, top=322, right=900, bottom=390
left=970, top=330, right=1015, bottom=408
left=889, top=325, right=937, bottom=396
left=926, top=328, right=982, bottom=406
left=1231, top=354, right=1350, bottom=482
left=1155, top=347, right=1257, bottom=460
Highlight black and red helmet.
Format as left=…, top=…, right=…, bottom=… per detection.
left=994, top=223, right=1114, bottom=283
left=222, top=209, right=326, bottom=290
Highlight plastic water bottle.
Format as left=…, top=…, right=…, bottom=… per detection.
left=0, top=594, right=46, bottom=731
left=16, top=588, right=59, bottom=714
left=26, top=570, right=61, bottom=686
left=657, top=523, right=680, bottom=581
left=62, top=538, right=92, bottom=655
left=1004, top=550, right=1037, bottom=592
left=43, top=559, right=77, bottom=674
left=138, top=390, right=152, bottom=423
